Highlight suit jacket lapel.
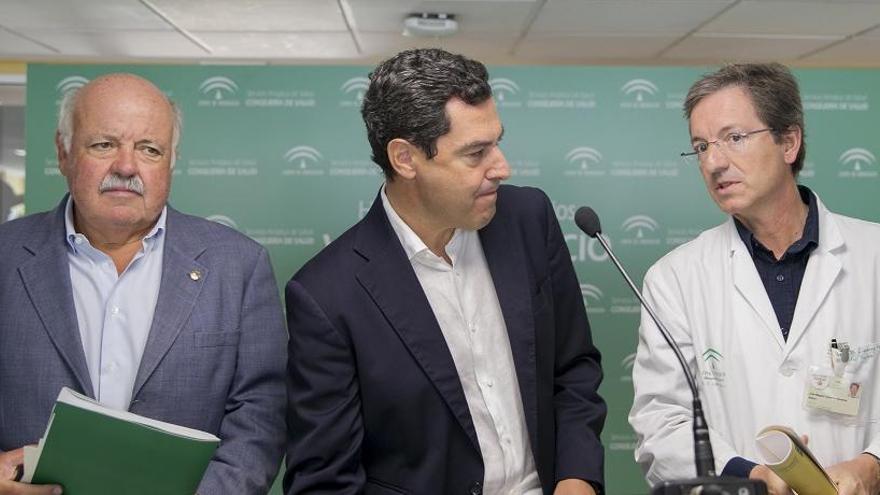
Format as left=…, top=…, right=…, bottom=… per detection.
left=479, top=209, right=539, bottom=454
left=132, top=209, right=206, bottom=398
left=786, top=201, right=843, bottom=354
left=18, top=201, right=93, bottom=396
left=354, top=195, right=480, bottom=451
left=726, top=220, right=787, bottom=351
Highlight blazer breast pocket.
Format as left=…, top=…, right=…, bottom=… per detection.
left=193, top=330, right=242, bottom=348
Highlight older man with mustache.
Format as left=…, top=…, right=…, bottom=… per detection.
left=0, top=73, right=287, bottom=494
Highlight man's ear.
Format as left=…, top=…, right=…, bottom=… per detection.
left=781, top=126, right=802, bottom=165
left=56, top=131, right=70, bottom=177
left=387, top=138, right=419, bottom=180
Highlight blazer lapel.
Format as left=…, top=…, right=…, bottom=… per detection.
left=786, top=201, right=843, bottom=354
left=18, top=203, right=93, bottom=396
left=132, top=209, right=207, bottom=398
left=479, top=210, right=539, bottom=454
left=727, top=220, right=787, bottom=351
left=354, top=196, right=480, bottom=451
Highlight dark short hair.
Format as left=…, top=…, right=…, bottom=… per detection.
left=684, top=63, right=806, bottom=176
left=361, top=48, right=492, bottom=179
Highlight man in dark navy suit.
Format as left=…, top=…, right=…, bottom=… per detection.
left=285, top=48, right=606, bottom=495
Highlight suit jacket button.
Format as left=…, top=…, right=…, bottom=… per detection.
left=468, top=481, right=482, bottom=495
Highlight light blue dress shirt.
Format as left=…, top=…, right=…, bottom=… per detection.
left=64, top=197, right=166, bottom=410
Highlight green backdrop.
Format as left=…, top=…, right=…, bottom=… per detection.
left=25, top=64, right=880, bottom=494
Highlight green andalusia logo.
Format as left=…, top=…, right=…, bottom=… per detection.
left=701, top=348, right=726, bottom=385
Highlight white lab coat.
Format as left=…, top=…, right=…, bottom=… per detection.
left=629, top=194, right=880, bottom=484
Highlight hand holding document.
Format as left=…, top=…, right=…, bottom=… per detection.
left=22, top=387, right=220, bottom=495
left=755, top=425, right=837, bottom=495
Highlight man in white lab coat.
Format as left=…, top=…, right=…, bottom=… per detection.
left=629, top=63, right=880, bottom=495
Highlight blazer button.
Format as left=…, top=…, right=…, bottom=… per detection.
left=468, top=481, right=482, bottom=495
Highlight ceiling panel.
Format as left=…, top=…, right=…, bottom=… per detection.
left=150, top=0, right=348, bottom=32
left=664, top=34, right=841, bottom=61
left=0, top=0, right=168, bottom=30
left=345, top=0, right=537, bottom=34
left=701, top=1, right=880, bottom=36
left=800, top=26, right=880, bottom=65
left=197, top=32, right=360, bottom=58
left=0, top=28, right=58, bottom=57
left=517, top=34, right=681, bottom=60
left=530, top=0, right=734, bottom=34
left=22, top=30, right=208, bottom=58
left=358, top=32, right=518, bottom=60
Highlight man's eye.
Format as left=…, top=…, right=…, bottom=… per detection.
left=469, top=149, right=486, bottom=159
left=143, top=146, right=162, bottom=157
left=694, top=143, right=709, bottom=153
left=727, top=133, right=745, bottom=144
left=91, top=142, right=113, bottom=150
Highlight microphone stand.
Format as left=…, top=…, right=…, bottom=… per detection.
left=585, top=220, right=766, bottom=495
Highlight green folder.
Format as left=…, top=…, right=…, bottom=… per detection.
left=27, top=388, right=220, bottom=495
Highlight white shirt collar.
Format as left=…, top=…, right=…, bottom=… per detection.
left=64, top=195, right=167, bottom=254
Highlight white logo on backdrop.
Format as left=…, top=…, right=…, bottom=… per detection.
left=621, top=79, right=659, bottom=102
left=56, top=76, right=89, bottom=95
left=206, top=214, right=239, bottom=231
left=622, top=215, right=659, bottom=239
left=489, top=78, right=520, bottom=102
left=566, top=147, right=603, bottom=170
left=284, top=146, right=323, bottom=169
left=340, top=76, right=370, bottom=102
left=199, top=76, right=239, bottom=100
left=839, top=148, right=876, bottom=172
left=620, top=352, right=637, bottom=382
left=580, top=283, right=604, bottom=306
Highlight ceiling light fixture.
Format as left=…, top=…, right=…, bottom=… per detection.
left=403, top=13, right=458, bottom=38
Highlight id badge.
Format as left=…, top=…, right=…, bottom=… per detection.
left=804, top=364, right=861, bottom=416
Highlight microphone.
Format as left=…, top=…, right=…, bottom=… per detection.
left=575, top=207, right=766, bottom=495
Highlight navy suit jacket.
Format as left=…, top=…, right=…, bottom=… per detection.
left=285, top=185, right=606, bottom=494
left=0, top=198, right=287, bottom=494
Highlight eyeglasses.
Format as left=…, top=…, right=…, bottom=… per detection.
left=680, top=128, right=773, bottom=165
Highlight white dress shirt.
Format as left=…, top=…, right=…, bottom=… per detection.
left=65, top=197, right=166, bottom=410
left=382, top=188, right=542, bottom=494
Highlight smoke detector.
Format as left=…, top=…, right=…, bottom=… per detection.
left=403, top=13, right=458, bottom=37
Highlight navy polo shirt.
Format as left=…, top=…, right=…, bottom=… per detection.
left=721, top=185, right=819, bottom=478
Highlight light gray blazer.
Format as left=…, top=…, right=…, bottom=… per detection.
left=0, top=197, right=287, bottom=494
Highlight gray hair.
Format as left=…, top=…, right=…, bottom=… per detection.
left=57, top=84, right=183, bottom=167
left=684, top=63, right=806, bottom=176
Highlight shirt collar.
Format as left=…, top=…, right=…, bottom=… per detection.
left=734, top=184, right=819, bottom=259
left=64, top=195, right=167, bottom=254
left=380, top=185, right=464, bottom=264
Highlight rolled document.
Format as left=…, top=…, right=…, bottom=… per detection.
left=755, top=425, right=837, bottom=495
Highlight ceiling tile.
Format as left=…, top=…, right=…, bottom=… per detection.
left=0, top=0, right=168, bottom=30
left=700, top=0, right=880, bottom=36
left=345, top=0, right=537, bottom=34
left=197, top=32, right=360, bottom=58
left=530, top=0, right=735, bottom=35
left=517, top=34, right=681, bottom=60
left=358, top=32, right=518, bottom=60
left=0, top=28, right=59, bottom=56
left=664, top=34, right=841, bottom=61
left=20, top=30, right=208, bottom=58
left=151, top=0, right=348, bottom=32
left=800, top=26, right=880, bottom=64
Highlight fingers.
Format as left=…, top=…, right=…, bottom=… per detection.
left=0, top=450, right=24, bottom=481
left=0, top=480, right=63, bottom=495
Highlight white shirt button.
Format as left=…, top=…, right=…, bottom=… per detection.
left=74, top=237, right=84, bottom=245
left=111, top=306, right=120, bottom=315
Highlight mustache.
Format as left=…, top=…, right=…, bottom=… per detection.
left=99, top=173, right=144, bottom=195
